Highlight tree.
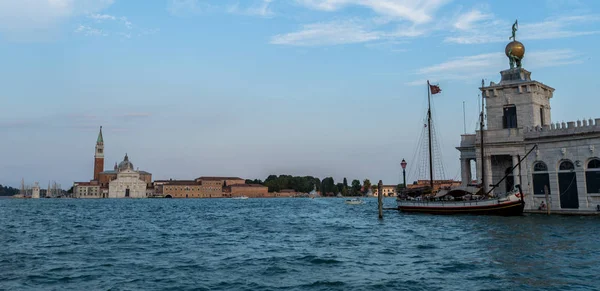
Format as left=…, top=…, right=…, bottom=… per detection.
left=343, top=178, right=348, bottom=188
left=322, top=177, right=336, bottom=195
left=362, top=179, right=371, bottom=195
left=351, top=179, right=361, bottom=196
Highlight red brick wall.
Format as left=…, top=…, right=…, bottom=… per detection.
left=93, top=158, right=104, bottom=181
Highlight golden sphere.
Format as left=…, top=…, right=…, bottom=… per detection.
left=505, top=41, right=525, bottom=59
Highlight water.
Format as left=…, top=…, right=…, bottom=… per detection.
left=1, top=198, right=599, bottom=291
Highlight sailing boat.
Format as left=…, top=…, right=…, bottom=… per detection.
left=397, top=81, right=532, bottom=215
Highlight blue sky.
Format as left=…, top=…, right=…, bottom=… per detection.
left=1, top=0, right=600, bottom=188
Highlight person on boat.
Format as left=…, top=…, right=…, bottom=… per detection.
left=538, top=201, right=546, bottom=210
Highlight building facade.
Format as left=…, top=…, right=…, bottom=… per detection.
left=457, top=39, right=600, bottom=212
left=161, top=177, right=263, bottom=198
left=74, top=127, right=151, bottom=198
left=373, top=185, right=398, bottom=197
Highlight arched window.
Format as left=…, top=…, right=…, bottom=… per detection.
left=586, top=158, right=600, bottom=194
left=532, top=161, right=550, bottom=196
left=559, top=161, right=575, bottom=171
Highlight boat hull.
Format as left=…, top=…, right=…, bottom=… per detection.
left=397, top=200, right=524, bottom=216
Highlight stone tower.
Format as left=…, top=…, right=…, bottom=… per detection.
left=476, top=36, right=554, bottom=194
left=32, top=182, right=40, bottom=199
left=458, top=27, right=556, bottom=195
left=93, top=126, right=105, bottom=181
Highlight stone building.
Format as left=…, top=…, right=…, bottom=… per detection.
left=373, top=185, right=398, bottom=197
left=73, top=181, right=101, bottom=198
left=227, top=184, right=269, bottom=198
left=73, top=127, right=152, bottom=198
left=457, top=38, right=600, bottom=212
left=107, top=154, right=149, bottom=198
left=161, top=177, right=255, bottom=198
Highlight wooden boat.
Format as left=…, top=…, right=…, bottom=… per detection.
left=398, top=188, right=525, bottom=215
left=397, top=81, right=534, bottom=216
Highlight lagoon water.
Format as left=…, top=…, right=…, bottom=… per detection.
left=1, top=198, right=599, bottom=291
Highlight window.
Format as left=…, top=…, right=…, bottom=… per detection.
left=503, top=105, right=518, bottom=128
left=540, top=107, right=545, bottom=126
left=532, top=161, right=550, bottom=196
left=559, top=161, right=575, bottom=171
left=586, top=158, right=600, bottom=194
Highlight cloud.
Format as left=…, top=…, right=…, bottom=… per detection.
left=167, top=0, right=214, bottom=16
left=297, top=0, right=450, bottom=24
left=445, top=14, right=600, bottom=44
left=271, top=20, right=382, bottom=46
left=89, top=13, right=116, bottom=21
left=272, top=0, right=448, bottom=47
left=0, top=0, right=114, bottom=40
left=228, top=0, right=275, bottom=17
left=453, top=9, right=492, bottom=30
left=409, top=49, right=582, bottom=85
left=74, top=25, right=107, bottom=36
left=76, top=13, right=155, bottom=39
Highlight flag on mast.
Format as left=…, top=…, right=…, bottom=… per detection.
left=429, top=83, right=442, bottom=94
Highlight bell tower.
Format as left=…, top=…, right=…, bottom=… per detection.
left=93, top=126, right=105, bottom=181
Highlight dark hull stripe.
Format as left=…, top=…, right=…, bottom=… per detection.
left=398, top=201, right=525, bottom=216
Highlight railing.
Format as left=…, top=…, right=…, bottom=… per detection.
left=397, top=198, right=501, bottom=207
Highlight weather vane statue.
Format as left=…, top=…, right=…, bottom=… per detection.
left=505, top=19, right=524, bottom=69
left=509, top=19, right=518, bottom=41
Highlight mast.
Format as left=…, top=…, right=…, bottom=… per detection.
left=427, top=80, right=434, bottom=190
left=480, top=79, right=486, bottom=194
left=463, top=101, right=466, bottom=134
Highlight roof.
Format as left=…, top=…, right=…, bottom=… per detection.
left=97, top=126, right=103, bottom=143
left=74, top=182, right=99, bottom=186
left=100, top=170, right=151, bottom=175
left=230, top=184, right=267, bottom=188
left=164, top=180, right=200, bottom=185
left=196, top=176, right=244, bottom=181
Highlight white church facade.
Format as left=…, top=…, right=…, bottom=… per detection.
left=458, top=40, right=600, bottom=213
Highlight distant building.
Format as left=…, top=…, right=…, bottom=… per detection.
left=74, top=127, right=151, bottom=198
left=31, top=182, right=40, bottom=199
left=161, top=177, right=260, bottom=198
left=373, top=185, right=398, bottom=197
left=408, top=180, right=461, bottom=191
left=227, top=184, right=269, bottom=198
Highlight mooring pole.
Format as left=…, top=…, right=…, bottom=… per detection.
left=378, top=180, right=383, bottom=219
left=544, top=185, right=550, bottom=215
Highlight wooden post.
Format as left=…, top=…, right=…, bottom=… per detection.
left=378, top=180, right=383, bottom=219
left=544, top=185, right=550, bottom=215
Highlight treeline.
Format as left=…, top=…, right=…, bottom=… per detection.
left=0, top=184, right=19, bottom=196
left=247, top=175, right=373, bottom=196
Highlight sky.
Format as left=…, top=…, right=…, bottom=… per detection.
left=1, top=0, right=600, bottom=188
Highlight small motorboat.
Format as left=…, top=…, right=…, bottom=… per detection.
left=345, top=198, right=364, bottom=205
left=232, top=196, right=248, bottom=200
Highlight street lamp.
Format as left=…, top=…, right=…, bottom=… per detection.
left=401, top=159, right=407, bottom=189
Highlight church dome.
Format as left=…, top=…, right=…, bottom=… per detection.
left=117, top=153, right=134, bottom=172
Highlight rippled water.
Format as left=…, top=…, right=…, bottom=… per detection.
left=1, top=198, right=599, bottom=291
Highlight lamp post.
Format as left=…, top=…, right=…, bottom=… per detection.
left=401, top=159, right=407, bottom=189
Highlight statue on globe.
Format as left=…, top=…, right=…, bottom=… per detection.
left=509, top=19, right=518, bottom=41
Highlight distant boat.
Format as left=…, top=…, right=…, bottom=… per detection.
left=232, top=196, right=248, bottom=200
left=345, top=198, right=364, bottom=205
